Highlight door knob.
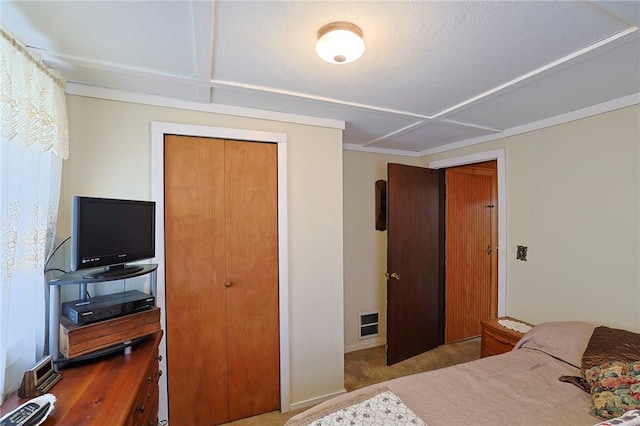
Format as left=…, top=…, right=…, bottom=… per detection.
left=385, top=272, right=400, bottom=280
left=224, top=281, right=233, bottom=288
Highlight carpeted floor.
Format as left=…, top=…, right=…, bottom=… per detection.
left=344, top=337, right=480, bottom=392
left=224, top=338, right=480, bottom=425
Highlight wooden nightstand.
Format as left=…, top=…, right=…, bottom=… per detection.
left=481, top=317, right=533, bottom=357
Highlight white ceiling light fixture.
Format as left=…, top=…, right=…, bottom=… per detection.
left=316, top=21, right=365, bottom=64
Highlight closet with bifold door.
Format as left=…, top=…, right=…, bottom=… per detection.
left=163, top=135, right=280, bottom=425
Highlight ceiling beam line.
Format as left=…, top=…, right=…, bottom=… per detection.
left=361, top=119, right=502, bottom=148
left=210, top=80, right=505, bottom=138
left=419, top=92, right=640, bottom=157
left=436, top=119, right=503, bottom=133
left=30, top=48, right=205, bottom=83
left=66, top=83, right=346, bottom=130
left=361, top=121, right=427, bottom=147
left=210, top=79, right=436, bottom=120
left=431, top=27, right=639, bottom=120
left=192, top=1, right=215, bottom=103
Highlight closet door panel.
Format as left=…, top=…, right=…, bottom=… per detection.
left=164, top=135, right=229, bottom=425
left=445, top=162, right=496, bottom=343
left=224, top=140, right=280, bottom=420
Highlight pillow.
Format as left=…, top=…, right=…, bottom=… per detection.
left=582, top=327, right=640, bottom=373
left=560, top=326, right=640, bottom=418
left=514, top=321, right=596, bottom=368
left=587, top=361, right=640, bottom=419
left=560, top=326, right=640, bottom=394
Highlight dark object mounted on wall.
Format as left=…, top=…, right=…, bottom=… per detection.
left=375, top=180, right=387, bottom=231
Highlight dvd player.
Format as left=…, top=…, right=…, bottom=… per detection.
left=62, top=290, right=155, bottom=325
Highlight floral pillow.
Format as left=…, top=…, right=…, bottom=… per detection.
left=586, top=361, right=640, bottom=419
left=560, top=326, right=640, bottom=395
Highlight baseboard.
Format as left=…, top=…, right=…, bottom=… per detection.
left=344, top=337, right=385, bottom=353
left=289, top=389, right=347, bottom=412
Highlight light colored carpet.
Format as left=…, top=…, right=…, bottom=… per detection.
left=223, top=407, right=308, bottom=426
left=345, top=338, right=480, bottom=392
left=224, top=338, right=480, bottom=425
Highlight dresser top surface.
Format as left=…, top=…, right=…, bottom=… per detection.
left=1, top=331, right=162, bottom=425
left=482, top=316, right=534, bottom=338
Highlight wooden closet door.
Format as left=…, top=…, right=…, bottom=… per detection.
left=164, top=136, right=229, bottom=425
left=445, top=161, right=497, bottom=343
left=164, top=136, right=279, bottom=425
left=225, top=140, right=280, bottom=420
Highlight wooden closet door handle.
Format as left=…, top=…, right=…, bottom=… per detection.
left=224, top=281, right=233, bottom=288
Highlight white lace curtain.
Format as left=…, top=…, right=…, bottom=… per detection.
left=0, top=26, right=69, bottom=403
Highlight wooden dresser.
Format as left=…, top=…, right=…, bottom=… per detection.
left=481, top=317, right=532, bottom=357
left=0, top=331, right=162, bottom=425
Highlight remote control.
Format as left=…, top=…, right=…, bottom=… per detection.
left=0, top=396, right=53, bottom=426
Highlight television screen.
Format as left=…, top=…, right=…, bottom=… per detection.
left=71, top=196, right=155, bottom=276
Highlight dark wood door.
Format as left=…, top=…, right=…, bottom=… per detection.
left=445, top=161, right=497, bottom=343
left=164, top=136, right=279, bottom=425
left=386, top=163, right=444, bottom=365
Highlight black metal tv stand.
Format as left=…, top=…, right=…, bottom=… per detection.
left=47, top=264, right=158, bottom=363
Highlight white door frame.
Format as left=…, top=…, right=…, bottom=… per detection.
left=429, top=149, right=506, bottom=316
left=150, top=122, right=290, bottom=420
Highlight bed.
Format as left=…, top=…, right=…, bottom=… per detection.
left=285, top=321, right=640, bottom=426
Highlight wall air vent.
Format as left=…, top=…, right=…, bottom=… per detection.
left=359, top=311, right=380, bottom=340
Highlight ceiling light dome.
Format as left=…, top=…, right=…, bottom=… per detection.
left=316, top=22, right=365, bottom=65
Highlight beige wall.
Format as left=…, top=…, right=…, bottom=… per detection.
left=342, top=151, right=420, bottom=351
left=61, top=93, right=640, bottom=418
left=423, top=105, right=640, bottom=331
left=344, top=106, right=640, bottom=353
left=62, top=95, right=345, bottom=415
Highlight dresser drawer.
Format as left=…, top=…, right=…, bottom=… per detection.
left=481, top=317, right=532, bottom=358
left=128, top=350, right=160, bottom=425
left=482, top=327, right=518, bottom=356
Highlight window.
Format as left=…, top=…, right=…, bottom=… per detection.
left=0, top=26, right=68, bottom=403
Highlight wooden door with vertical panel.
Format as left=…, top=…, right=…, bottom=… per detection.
left=445, top=161, right=497, bottom=343
left=164, top=136, right=279, bottom=425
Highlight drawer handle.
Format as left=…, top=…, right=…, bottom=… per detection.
left=147, top=375, right=152, bottom=384
left=138, top=403, right=146, bottom=413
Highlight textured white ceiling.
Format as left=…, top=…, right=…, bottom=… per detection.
left=447, top=33, right=640, bottom=130
left=2, top=0, right=639, bottom=155
left=213, top=1, right=628, bottom=112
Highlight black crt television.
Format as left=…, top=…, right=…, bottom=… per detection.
left=71, top=196, right=156, bottom=279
